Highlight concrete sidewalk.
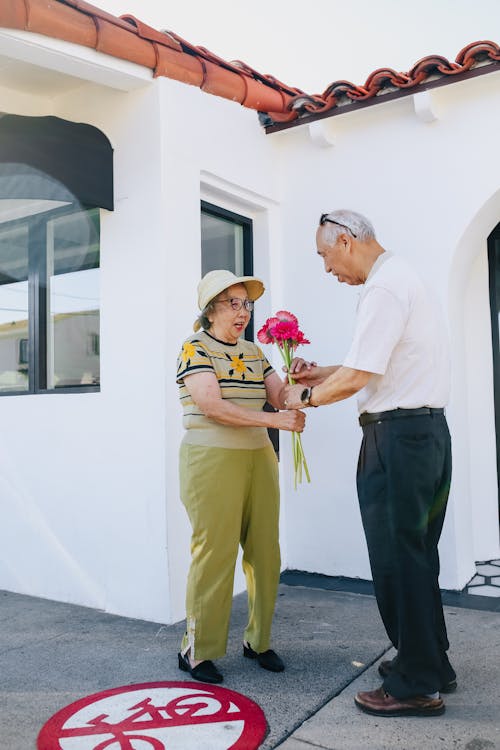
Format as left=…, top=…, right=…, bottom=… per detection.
left=279, top=606, right=500, bottom=750
left=1, top=580, right=499, bottom=749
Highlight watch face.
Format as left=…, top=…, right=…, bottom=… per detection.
left=301, top=387, right=310, bottom=403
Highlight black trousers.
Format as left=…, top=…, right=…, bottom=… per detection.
left=356, top=412, right=455, bottom=698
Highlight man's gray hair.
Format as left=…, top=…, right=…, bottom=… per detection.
left=319, top=210, right=376, bottom=246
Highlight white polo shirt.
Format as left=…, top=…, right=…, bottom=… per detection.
left=343, top=252, right=451, bottom=415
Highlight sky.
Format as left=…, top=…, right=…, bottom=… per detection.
left=94, top=0, right=500, bottom=94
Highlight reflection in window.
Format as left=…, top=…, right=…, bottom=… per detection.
left=0, top=223, right=29, bottom=391
left=47, top=209, right=100, bottom=388
left=200, top=202, right=254, bottom=339
left=201, top=212, right=244, bottom=277
left=0, top=196, right=100, bottom=394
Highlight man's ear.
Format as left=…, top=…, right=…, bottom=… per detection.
left=340, top=233, right=351, bottom=251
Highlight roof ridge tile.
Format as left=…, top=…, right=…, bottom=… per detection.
left=119, top=14, right=182, bottom=51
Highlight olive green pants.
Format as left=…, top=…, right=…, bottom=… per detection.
left=179, top=442, right=280, bottom=661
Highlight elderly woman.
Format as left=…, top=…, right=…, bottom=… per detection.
left=176, top=269, right=305, bottom=684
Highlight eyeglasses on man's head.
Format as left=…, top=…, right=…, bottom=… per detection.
left=319, top=214, right=357, bottom=238
left=215, top=297, right=254, bottom=312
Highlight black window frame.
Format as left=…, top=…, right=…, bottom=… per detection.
left=487, top=224, right=500, bottom=514
left=200, top=200, right=279, bottom=455
left=0, top=202, right=100, bottom=397
left=201, top=201, right=254, bottom=341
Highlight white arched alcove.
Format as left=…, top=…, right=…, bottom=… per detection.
left=447, top=189, right=500, bottom=588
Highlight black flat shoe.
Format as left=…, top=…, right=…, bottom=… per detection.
left=243, top=643, right=285, bottom=672
left=178, top=651, right=223, bottom=684
left=378, top=660, right=457, bottom=693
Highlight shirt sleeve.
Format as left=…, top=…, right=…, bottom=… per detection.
left=343, top=286, right=406, bottom=375
left=176, top=338, right=215, bottom=383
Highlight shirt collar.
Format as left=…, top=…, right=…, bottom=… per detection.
left=365, top=250, right=393, bottom=284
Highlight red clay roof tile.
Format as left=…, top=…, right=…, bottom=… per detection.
left=267, top=40, right=500, bottom=130
left=119, top=14, right=182, bottom=51
left=1, top=0, right=499, bottom=131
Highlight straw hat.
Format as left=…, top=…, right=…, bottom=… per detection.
left=194, top=269, right=265, bottom=331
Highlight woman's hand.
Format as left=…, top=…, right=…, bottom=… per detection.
left=184, top=371, right=307, bottom=431
left=273, top=409, right=306, bottom=433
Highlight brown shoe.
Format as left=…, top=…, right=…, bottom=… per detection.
left=354, top=686, right=445, bottom=717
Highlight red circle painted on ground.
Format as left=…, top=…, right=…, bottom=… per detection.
left=37, top=681, right=268, bottom=750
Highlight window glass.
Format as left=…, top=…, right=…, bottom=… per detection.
left=47, top=209, right=100, bottom=388
left=0, top=198, right=99, bottom=394
left=488, top=230, right=500, bottom=511
left=201, top=212, right=244, bottom=276
left=0, top=113, right=107, bottom=396
left=0, top=222, right=29, bottom=392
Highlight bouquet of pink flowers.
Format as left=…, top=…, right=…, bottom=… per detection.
left=257, top=310, right=311, bottom=489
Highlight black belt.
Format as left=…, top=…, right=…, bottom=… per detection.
left=359, top=407, right=445, bottom=427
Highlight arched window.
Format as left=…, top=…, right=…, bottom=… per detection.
left=0, top=114, right=113, bottom=393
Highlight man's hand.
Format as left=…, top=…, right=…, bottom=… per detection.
left=283, top=359, right=338, bottom=386
left=288, top=357, right=317, bottom=376
left=284, top=358, right=318, bottom=385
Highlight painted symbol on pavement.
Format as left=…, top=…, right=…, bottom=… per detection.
left=37, top=681, right=267, bottom=750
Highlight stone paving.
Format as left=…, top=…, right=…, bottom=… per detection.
left=466, top=559, right=500, bottom=598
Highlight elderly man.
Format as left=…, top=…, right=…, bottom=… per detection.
left=284, top=210, right=456, bottom=717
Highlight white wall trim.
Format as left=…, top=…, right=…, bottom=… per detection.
left=0, top=28, right=152, bottom=91
left=200, top=170, right=280, bottom=210
left=308, top=121, right=336, bottom=148
left=413, top=90, right=439, bottom=123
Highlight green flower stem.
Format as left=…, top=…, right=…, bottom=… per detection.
left=276, top=341, right=311, bottom=489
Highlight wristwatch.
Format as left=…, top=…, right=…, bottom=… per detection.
left=300, top=386, right=317, bottom=407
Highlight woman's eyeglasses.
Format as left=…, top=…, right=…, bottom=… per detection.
left=319, top=214, right=357, bottom=238
left=215, top=298, right=254, bottom=312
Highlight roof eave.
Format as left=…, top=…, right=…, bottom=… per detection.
left=264, top=43, right=500, bottom=133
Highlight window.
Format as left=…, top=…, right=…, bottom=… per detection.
left=201, top=201, right=254, bottom=339
left=200, top=201, right=279, bottom=454
left=0, top=201, right=100, bottom=394
left=0, top=220, right=29, bottom=391
left=487, top=225, right=500, bottom=512
left=0, top=114, right=112, bottom=396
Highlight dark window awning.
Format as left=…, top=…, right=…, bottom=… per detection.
left=0, top=114, right=113, bottom=210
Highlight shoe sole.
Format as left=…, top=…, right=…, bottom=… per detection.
left=354, top=698, right=446, bottom=717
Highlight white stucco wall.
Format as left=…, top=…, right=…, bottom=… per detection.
left=0, top=77, right=177, bottom=622
left=464, top=245, right=498, bottom=561
left=153, top=78, right=285, bottom=620
left=0, top=45, right=284, bottom=623
left=1, top=30, right=499, bottom=624
left=159, top=70, right=500, bottom=600
left=272, top=73, right=500, bottom=590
